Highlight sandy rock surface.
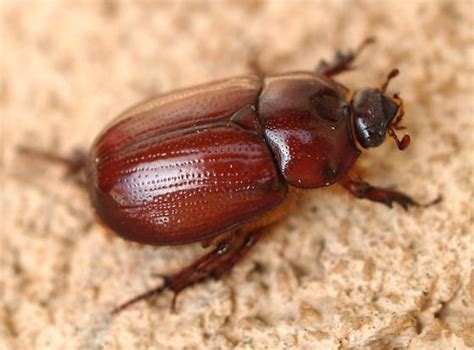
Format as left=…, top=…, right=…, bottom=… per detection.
left=1, top=1, right=473, bottom=349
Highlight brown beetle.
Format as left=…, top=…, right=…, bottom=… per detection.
left=20, top=39, right=439, bottom=314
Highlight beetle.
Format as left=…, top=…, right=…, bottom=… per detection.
left=20, top=38, right=439, bottom=314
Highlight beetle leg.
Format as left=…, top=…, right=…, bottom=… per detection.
left=246, top=49, right=265, bottom=77
left=316, top=37, right=375, bottom=77
left=341, top=179, right=441, bottom=210
left=17, top=146, right=87, bottom=176
left=200, top=230, right=235, bottom=248
left=110, top=228, right=265, bottom=315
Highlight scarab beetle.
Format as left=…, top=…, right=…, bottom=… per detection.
left=20, top=38, right=438, bottom=313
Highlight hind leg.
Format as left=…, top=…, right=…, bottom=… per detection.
left=111, top=228, right=265, bottom=315
left=17, top=146, right=87, bottom=175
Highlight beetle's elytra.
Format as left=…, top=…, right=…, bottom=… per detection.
left=20, top=38, right=439, bottom=314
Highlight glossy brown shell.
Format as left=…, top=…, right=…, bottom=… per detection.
left=87, top=72, right=362, bottom=246
left=87, top=77, right=288, bottom=245
left=259, top=72, right=360, bottom=188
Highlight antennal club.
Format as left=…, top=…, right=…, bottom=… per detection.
left=387, top=126, right=411, bottom=150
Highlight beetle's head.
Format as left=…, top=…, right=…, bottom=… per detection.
left=350, top=69, right=410, bottom=150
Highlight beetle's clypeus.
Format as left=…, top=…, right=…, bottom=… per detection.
left=20, top=38, right=439, bottom=314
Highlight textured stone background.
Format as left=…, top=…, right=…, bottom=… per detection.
left=1, top=1, right=473, bottom=349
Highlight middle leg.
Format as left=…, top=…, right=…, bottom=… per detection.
left=316, top=37, right=375, bottom=77
left=111, top=227, right=265, bottom=314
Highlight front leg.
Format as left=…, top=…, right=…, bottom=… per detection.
left=341, top=178, right=440, bottom=210
left=316, top=37, right=375, bottom=77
